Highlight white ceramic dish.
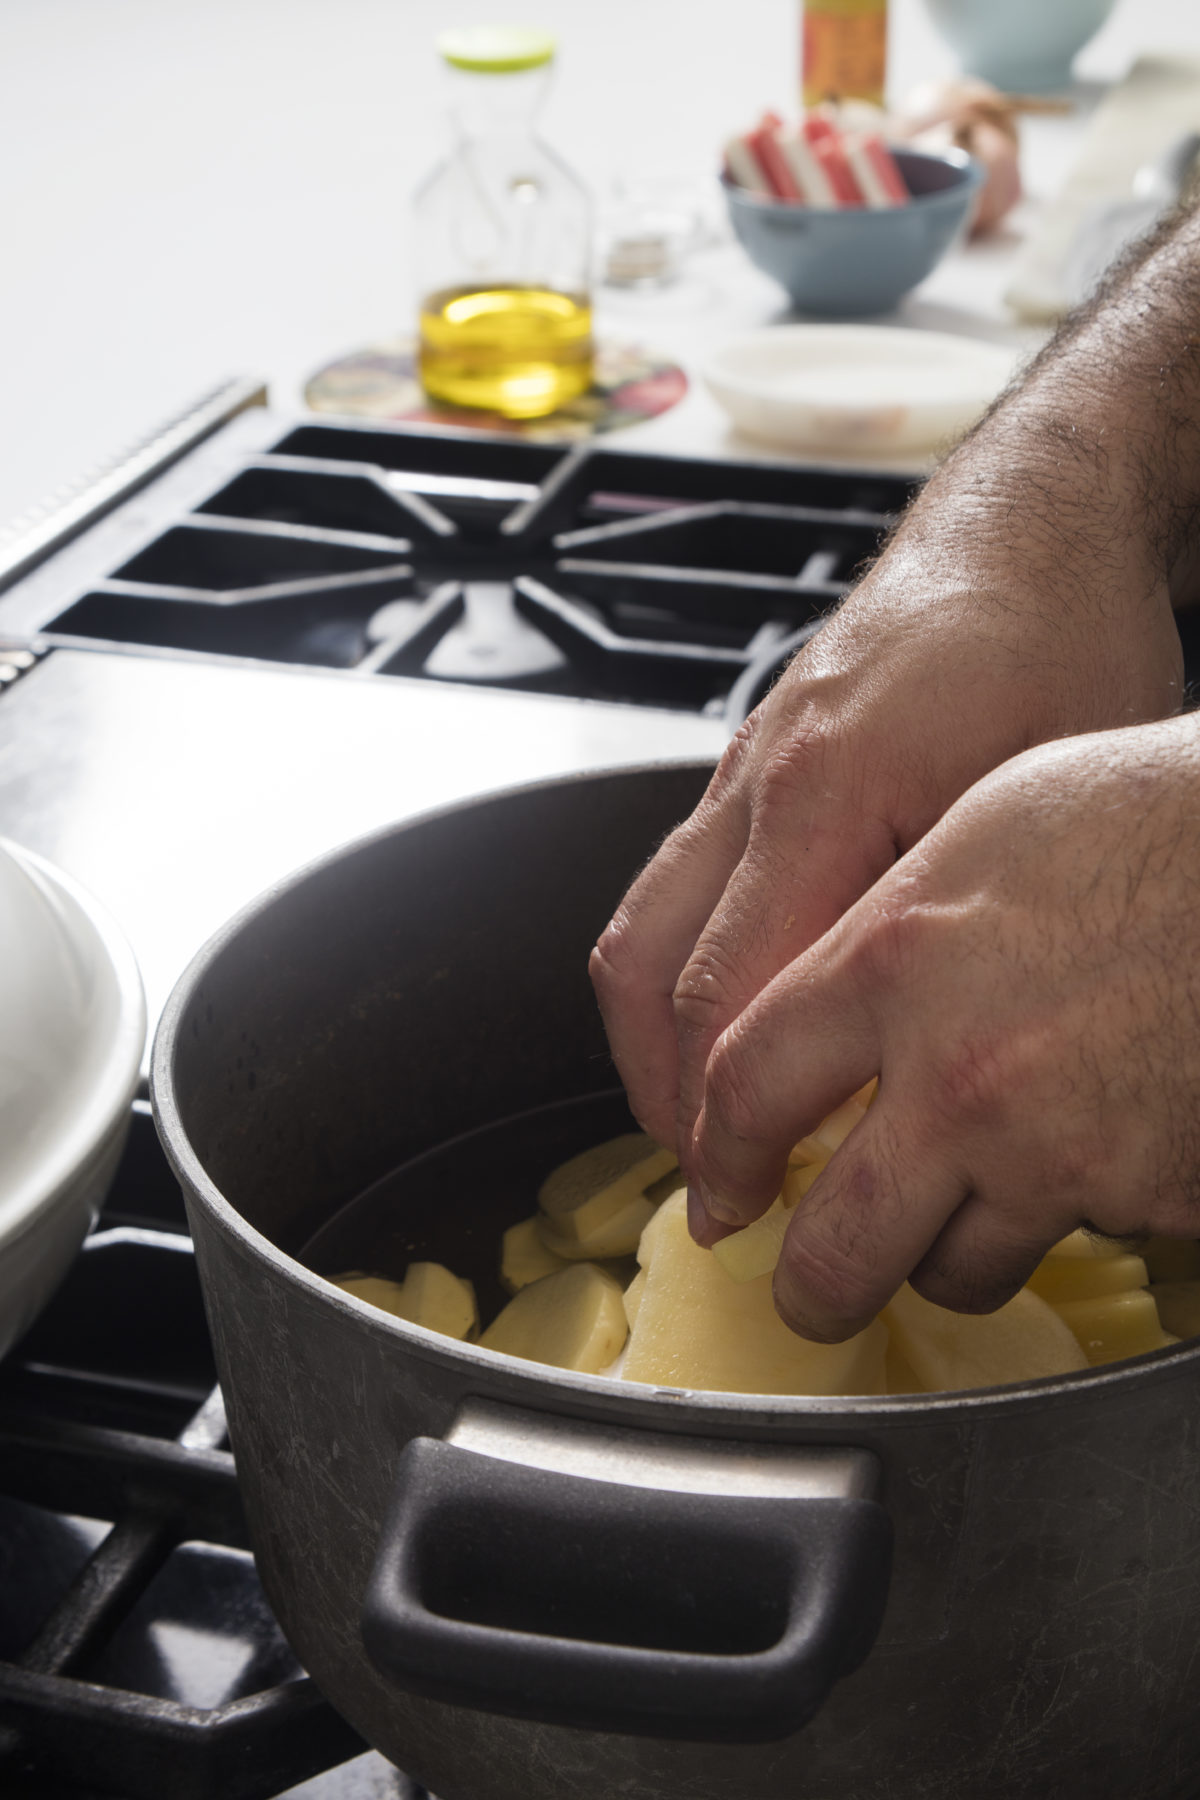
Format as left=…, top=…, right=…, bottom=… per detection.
left=703, top=325, right=1021, bottom=455
left=0, top=838, right=145, bottom=1358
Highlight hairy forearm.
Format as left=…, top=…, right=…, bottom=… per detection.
left=898, top=201, right=1200, bottom=614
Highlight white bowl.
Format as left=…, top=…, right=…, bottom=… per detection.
left=0, top=839, right=145, bottom=1358
left=703, top=325, right=1020, bottom=456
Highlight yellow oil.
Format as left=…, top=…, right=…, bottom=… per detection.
left=418, top=284, right=594, bottom=419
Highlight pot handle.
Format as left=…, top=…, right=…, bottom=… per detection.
left=361, top=1408, right=891, bottom=1743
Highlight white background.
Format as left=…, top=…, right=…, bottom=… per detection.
left=1, top=0, right=1199, bottom=530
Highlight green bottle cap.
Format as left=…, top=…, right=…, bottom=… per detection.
left=436, top=25, right=556, bottom=73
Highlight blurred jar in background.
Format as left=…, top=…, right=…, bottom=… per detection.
left=414, top=26, right=594, bottom=419
left=801, top=0, right=889, bottom=107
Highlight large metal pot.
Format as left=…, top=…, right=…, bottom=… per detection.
left=152, top=763, right=1200, bottom=1800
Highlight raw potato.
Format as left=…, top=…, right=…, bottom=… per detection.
left=622, top=1266, right=647, bottom=1329
left=1026, top=1249, right=1150, bottom=1306
left=1053, top=1289, right=1176, bottom=1366
left=883, top=1282, right=1087, bottom=1391
left=537, top=1189, right=659, bottom=1260
left=480, top=1263, right=628, bottom=1374
left=535, top=1134, right=679, bottom=1259
left=790, top=1091, right=868, bottom=1165
left=1149, top=1281, right=1200, bottom=1339
left=331, top=1264, right=478, bottom=1341
left=537, top=1133, right=677, bottom=1220
left=500, top=1215, right=571, bottom=1292
left=623, top=1193, right=888, bottom=1396
left=1037, top=1227, right=1128, bottom=1260
left=712, top=1197, right=792, bottom=1283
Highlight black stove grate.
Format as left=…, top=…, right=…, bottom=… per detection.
left=3, top=416, right=917, bottom=715
left=0, top=1106, right=426, bottom=1800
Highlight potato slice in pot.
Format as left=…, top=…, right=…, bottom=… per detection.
left=537, top=1190, right=659, bottom=1260
left=1053, top=1289, right=1176, bottom=1366
left=622, top=1266, right=648, bottom=1329
left=712, top=1197, right=792, bottom=1284
left=883, top=1282, right=1087, bottom=1392
left=535, top=1134, right=679, bottom=1259
left=500, top=1215, right=571, bottom=1292
left=623, top=1193, right=887, bottom=1396
left=538, top=1133, right=677, bottom=1220
left=1026, top=1249, right=1150, bottom=1305
left=480, top=1263, right=628, bottom=1374
left=331, top=1265, right=478, bottom=1341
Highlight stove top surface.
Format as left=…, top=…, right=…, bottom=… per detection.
left=0, top=406, right=915, bottom=718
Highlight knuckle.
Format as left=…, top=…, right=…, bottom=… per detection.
left=702, top=1024, right=765, bottom=1145
left=751, top=722, right=840, bottom=820
left=910, top=1255, right=1026, bottom=1316
left=776, top=1224, right=881, bottom=1335
left=588, top=914, right=639, bottom=1007
left=856, top=895, right=937, bottom=993
left=672, top=941, right=747, bottom=1040
left=926, top=1030, right=1022, bottom=1130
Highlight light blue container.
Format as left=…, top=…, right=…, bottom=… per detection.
left=921, top=0, right=1119, bottom=91
left=723, top=148, right=983, bottom=318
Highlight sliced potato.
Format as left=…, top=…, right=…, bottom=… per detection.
left=622, top=1266, right=647, bottom=1329
left=1054, top=1288, right=1176, bottom=1366
left=782, top=1160, right=825, bottom=1205
left=538, top=1133, right=677, bottom=1220
left=1041, top=1227, right=1130, bottom=1260
left=500, top=1215, right=571, bottom=1293
left=883, top=1282, right=1087, bottom=1392
left=537, top=1189, right=658, bottom=1260
left=1026, top=1250, right=1149, bottom=1306
left=535, top=1133, right=678, bottom=1259
left=1149, top=1280, right=1200, bottom=1339
left=790, top=1093, right=867, bottom=1166
left=331, top=1264, right=478, bottom=1341
left=623, top=1193, right=888, bottom=1396
left=479, top=1263, right=628, bottom=1374
left=712, top=1197, right=791, bottom=1283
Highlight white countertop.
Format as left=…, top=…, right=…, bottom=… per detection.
left=2, top=0, right=1200, bottom=528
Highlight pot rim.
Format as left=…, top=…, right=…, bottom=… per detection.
left=150, top=762, right=1200, bottom=1429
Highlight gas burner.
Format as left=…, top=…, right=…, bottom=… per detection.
left=0, top=1107, right=428, bottom=1800
left=0, top=411, right=916, bottom=715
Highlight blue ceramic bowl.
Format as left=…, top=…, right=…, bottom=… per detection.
left=723, top=148, right=984, bottom=317
left=921, top=0, right=1118, bottom=92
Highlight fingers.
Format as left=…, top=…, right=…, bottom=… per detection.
left=687, top=901, right=883, bottom=1231
left=590, top=784, right=748, bottom=1149
left=772, top=1104, right=968, bottom=1341
left=908, top=1190, right=1078, bottom=1314
left=671, top=808, right=896, bottom=1159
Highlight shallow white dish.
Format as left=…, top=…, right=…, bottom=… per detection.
left=703, top=325, right=1021, bottom=455
left=0, top=838, right=145, bottom=1358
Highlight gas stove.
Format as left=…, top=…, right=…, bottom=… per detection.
left=0, top=383, right=919, bottom=1798
left=0, top=383, right=919, bottom=1048
left=0, top=382, right=913, bottom=710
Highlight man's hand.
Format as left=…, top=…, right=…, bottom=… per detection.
left=590, top=548, right=1182, bottom=1164
left=687, top=717, right=1200, bottom=1339
left=591, top=204, right=1200, bottom=1330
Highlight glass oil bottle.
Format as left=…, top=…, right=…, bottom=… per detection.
left=414, top=26, right=594, bottom=420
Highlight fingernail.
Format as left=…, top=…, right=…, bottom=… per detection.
left=687, top=1186, right=733, bottom=1246
left=695, top=1180, right=740, bottom=1225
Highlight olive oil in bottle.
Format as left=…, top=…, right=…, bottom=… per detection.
left=413, top=27, right=594, bottom=421
left=418, top=283, right=593, bottom=418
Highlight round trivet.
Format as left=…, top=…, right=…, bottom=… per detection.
left=303, top=337, right=688, bottom=441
